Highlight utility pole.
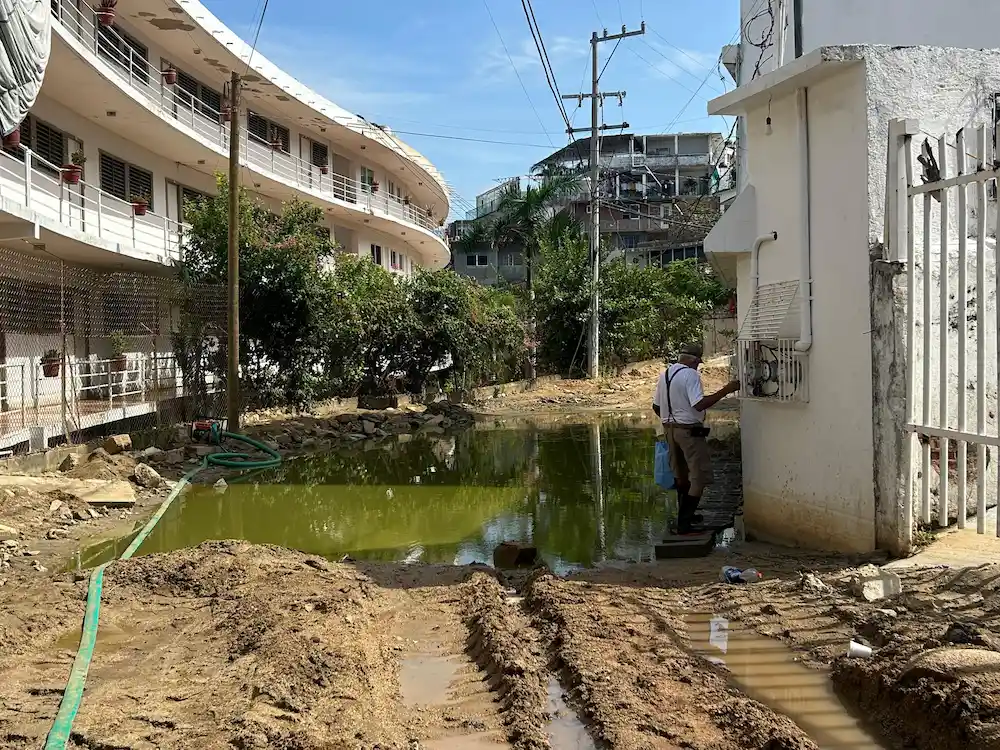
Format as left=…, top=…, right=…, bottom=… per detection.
left=564, top=23, right=644, bottom=379
left=226, top=71, right=241, bottom=430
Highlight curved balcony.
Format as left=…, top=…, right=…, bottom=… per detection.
left=0, top=144, right=183, bottom=268
left=49, top=0, right=450, bottom=266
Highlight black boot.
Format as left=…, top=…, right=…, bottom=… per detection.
left=677, top=494, right=704, bottom=534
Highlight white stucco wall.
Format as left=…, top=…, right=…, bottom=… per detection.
left=863, top=46, right=1000, bottom=546
left=738, top=63, right=876, bottom=553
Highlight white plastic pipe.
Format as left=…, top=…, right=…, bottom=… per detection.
left=750, top=231, right=779, bottom=299
left=794, top=87, right=813, bottom=352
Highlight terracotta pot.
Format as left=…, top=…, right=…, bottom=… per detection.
left=62, top=165, right=82, bottom=185
left=41, top=359, right=60, bottom=378
left=162, top=69, right=177, bottom=85
left=2, top=128, right=20, bottom=148
left=319, top=165, right=329, bottom=175
left=110, top=356, right=127, bottom=373
left=132, top=202, right=148, bottom=217
left=96, top=8, right=115, bottom=27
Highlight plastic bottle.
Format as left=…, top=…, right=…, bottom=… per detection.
left=720, top=566, right=762, bottom=584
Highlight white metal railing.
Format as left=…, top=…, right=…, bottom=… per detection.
left=53, top=0, right=448, bottom=239
left=885, top=119, right=1000, bottom=538
left=0, top=363, right=28, bottom=429
left=0, top=145, right=185, bottom=263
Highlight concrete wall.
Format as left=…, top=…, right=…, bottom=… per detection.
left=737, top=63, right=876, bottom=553
left=864, top=46, right=1000, bottom=552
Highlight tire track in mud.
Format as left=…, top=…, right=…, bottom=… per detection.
left=523, top=573, right=820, bottom=750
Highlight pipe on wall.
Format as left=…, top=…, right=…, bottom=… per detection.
left=795, top=86, right=813, bottom=352
left=750, top=231, right=779, bottom=298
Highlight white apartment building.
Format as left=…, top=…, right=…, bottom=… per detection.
left=707, top=0, right=1000, bottom=556
left=0, top=0, right=450, bottom=451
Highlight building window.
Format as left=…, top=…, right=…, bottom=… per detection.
left=309, top=140, right=329, bottom=169
left=360, top=166, right=375, bottom=192
left=619, top=235, right=639, bottom=250
left=370, top=244, right=382, bottom=265
left=5, top=116, right=66, bottom=175
left=179, top=185, right=209, bottom=220
left=499, top=251, right=523, bottom=267
left=99, top=152, right=154, bottom=207
left=97, top=24, right=148, bottom=84
left=247, top=111, right=290, bottom=153
left=466, top=254, right=489, bottom=267
left=174, top=67, right=222, bottom=120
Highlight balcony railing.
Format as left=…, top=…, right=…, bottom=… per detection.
left=0, top=146, right=185, bottom=263
left=53, top=0, right=448, bottom=240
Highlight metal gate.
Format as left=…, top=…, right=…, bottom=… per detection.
left=885, top=118, right=1000, bottom=536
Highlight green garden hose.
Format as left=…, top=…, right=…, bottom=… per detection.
left=43, top=431, right=282, bottom=749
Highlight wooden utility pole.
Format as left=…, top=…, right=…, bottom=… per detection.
left=226, top=71, right=241, bottom=430
left=564, top=23, right=644, bottom=379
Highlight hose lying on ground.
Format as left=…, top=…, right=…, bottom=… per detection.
left=43, top=432, right=282, bottom=750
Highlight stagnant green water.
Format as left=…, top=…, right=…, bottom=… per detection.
left=81, top=417, right=732, bottom=573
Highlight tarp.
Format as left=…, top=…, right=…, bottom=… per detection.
left=0, top=0, right=50, bottom=136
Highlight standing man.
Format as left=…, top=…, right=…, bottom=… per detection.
left=652, top=344, right=740, bottom=534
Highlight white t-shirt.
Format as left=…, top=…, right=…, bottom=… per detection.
left=653, top=363, right=705, bottom=425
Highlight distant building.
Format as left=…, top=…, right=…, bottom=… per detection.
left=533, top=132, right=733, bottom=268
left=448, top=178, right=527, bottom=286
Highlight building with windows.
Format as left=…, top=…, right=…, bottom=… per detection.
left=533, top=132, right=732, bottom=268
left=0, top=0, right=450, bottom=450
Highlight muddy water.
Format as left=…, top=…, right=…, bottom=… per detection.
left=82, top=418, right=735, bottom=572
left=685, top=613, right=887, bottom=749
left=546, top=677, right=597, bottom=749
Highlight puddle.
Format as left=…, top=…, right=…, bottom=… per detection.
left=79, top=422, right=720, bottom=573
left=400, top=654, right=463, bottom=706
left=686, top=613, right=887, bottom=749
left=546, top=676, right=597, bottom=750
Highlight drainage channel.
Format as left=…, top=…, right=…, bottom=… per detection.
left=685, top=613, right=888, bottom=750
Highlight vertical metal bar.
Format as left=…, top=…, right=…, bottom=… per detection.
left=995, top=145, right=1000, bottom=537
left=902, top=124, right=916, bottom=548
left=59, top=261, right=67, bottom=444
left=96, top=190, right=102, bottom=237
left=23, top=148, right=31, bottom=206
left=977, top=126, right=989, bottom=534
left=937, top=135, right=950, bottom=529
left=956, top=129, right=969, bottom=528
left=20, top=365, right=24, bottom=428
left=922, top=191, right=933, bottom=524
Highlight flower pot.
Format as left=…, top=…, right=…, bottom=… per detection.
left=41, top=358, right=60, bottom=378
left=110, top=355, right=127, bottom=373
left=270, top=141, right=283, bottom=152
left=2, top=128, right=20, bottom=148
left=132, top=202, right=148, bottom=217
left=319, top=165, right=329, bottom=175
left=96, top=6, right=115, bottom=27
left=61, top=165, right=82, bottom=184
left=162, top=69, right=177, bottom=85
left=371, top=182, right=379, bottom=193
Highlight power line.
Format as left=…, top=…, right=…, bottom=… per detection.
left=389, top=129, right=556, bottom=148
left=244, top=0, right=270, bottom=74
left=520, top=0, right=574, bottom=135
left=482, top=0, right=557, bottom=148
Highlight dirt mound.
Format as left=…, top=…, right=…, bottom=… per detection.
left=64, top=448, right=135, bottom=481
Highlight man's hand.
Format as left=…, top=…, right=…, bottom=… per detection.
left=725, top=379, right=741, bottom=395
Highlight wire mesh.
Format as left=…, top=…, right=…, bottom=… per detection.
left=0, top=245, right=226, bottom=451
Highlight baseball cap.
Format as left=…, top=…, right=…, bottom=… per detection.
left=679, top=343, right=704, bottom=358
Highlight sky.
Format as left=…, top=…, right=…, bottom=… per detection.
left=202, top=0, right=741, bottom=219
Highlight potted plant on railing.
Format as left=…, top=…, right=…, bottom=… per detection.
left=62, top=150, right=85, bottom=185
left=403, top=196, right=410, bottom=205
left=370, top=180, right=380, bottom=193
left=131, top=193, right=150, bottom=217
left=96, top=0, right=117, bottom=27
left=319, top=162, right=329, bottom=175
left=2, top=125, right=20, bottom=148
left=161, top=66, right=178, bottom=86
left=109, top=331, right=128, bottom=373
left=41, top=349, right=61, bottom=378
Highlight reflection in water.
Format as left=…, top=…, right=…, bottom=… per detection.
left=686, top=613, right=887, bottom=749
left=81, top=422, right=677, bottom=573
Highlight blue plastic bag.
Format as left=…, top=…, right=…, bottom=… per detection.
left=654, top=440, right=674, bottom=490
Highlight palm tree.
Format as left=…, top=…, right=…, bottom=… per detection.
left=489, top=172, right=581, bottom=378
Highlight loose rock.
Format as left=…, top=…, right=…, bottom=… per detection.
left=133, top=463, right=164, bottom=489
left=102, top=434, right=133, bottom=455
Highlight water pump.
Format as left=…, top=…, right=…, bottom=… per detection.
left=190, top=416, right=226, bottom=444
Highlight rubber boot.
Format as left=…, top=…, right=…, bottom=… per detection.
left=677, top=494, right=704, bottom=534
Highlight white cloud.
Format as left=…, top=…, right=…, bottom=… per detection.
left=477, top=35, right=586, bottom=83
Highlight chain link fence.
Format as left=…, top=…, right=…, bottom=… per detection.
left=0, top=245, right=226, bottom=453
